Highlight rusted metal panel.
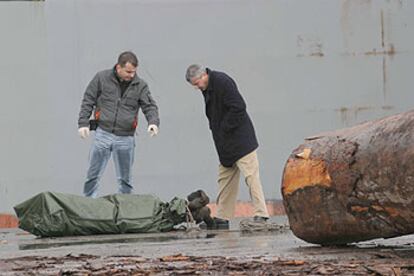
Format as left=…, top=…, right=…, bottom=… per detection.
left=282, top=110, right=414, bottom=245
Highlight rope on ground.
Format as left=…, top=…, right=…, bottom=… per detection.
left=173, top=204, right=201, bottom=233
left=184, top=204, right=201, bottom=232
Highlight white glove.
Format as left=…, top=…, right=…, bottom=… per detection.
left=78, top=127, right=90, bottom=139
left=147, top=124, right=159, bottom=137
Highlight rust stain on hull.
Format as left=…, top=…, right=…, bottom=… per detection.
left=364, top=45, right=396, bottom=56
left=282, top=157, right=332, bottom=196
left=340, top=4, right=397, bottom=105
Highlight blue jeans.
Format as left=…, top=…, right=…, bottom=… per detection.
left=83, top=128, right=135, bottom=198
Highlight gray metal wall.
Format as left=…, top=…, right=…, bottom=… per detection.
left=0, top=0, right=413, bottom=213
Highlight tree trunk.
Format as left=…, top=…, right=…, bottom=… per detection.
left=282, top=110, right=414, bottom=245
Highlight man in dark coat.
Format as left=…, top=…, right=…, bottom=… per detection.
left=185, top=64, right=269, bottom=229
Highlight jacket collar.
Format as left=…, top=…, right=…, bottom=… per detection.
left=205, top=68, right=213, bottom=92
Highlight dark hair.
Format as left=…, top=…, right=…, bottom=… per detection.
left=117, top=51, right=138, bottom=67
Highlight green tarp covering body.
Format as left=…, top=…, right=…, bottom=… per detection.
left=14, top=192, right=188, bottom=237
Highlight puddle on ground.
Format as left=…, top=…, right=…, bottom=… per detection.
left=19, top=233, right=217, bottom=250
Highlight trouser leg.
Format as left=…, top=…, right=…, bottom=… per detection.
left=236, top=150, right=269, bottom=218
left=216, top=164, right=240, bottom=219
left=83, top=130, right=112, bottom=198
left=112, top=135, right=135, bottom=194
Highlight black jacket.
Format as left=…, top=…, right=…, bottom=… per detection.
left=202, top=69, right=258, bottom=167
left=78, top=68, right=159, bottom=136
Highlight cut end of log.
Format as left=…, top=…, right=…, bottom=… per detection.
left=282, top=155, right=332, bottom=196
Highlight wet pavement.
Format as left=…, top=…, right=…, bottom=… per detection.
left=1, top=216, right=414, bottom=275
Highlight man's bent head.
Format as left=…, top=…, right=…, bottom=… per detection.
left=185, top=64, right=209, bottom=91
left=116, top=51, right=138, bottom=82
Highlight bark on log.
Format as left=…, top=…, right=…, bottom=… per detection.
left=282, top=110, right=414, bottom=245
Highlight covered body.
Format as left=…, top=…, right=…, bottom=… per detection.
left=14, top=192, right=187, bottom=237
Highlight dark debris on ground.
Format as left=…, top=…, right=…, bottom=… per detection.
left=1, top=253, right=414, bottom=275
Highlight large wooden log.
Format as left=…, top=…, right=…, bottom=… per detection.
left=282, top=110, right=414, bottom=245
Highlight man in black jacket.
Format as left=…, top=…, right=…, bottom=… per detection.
left=78, top=51, right=160, bottom=197
left=185, top=64, right=269, bottom=229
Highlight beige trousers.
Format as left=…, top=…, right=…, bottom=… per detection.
left=216, top=150, right=269, bottom=219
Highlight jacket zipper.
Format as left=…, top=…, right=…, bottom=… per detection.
left=112, top=80, right=133, bottom=133
left=112, top=98, right=120, bottom=133
left=112, top=82, right=123, bottom=133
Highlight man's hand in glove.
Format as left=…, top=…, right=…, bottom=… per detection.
left=78, top=127, right=90, bottom=139
left=147, top=124, right=159, bottom=137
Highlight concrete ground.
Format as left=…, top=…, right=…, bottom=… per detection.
left=1, top=216, right=414, bottom=275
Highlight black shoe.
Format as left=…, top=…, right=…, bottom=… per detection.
left=253, top=216, right=269, bottom=223
left=199, top=217, right=229, bottom=230
left=213, top=217, right=229, bottom=230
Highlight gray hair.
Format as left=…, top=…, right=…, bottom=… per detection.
left=185, top=64, right=206, bottom=82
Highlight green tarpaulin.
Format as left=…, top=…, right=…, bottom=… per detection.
left=14, top=192, right=188, bottom=237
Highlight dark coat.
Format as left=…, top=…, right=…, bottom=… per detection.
left=202, top=69, right=258, bottom=167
